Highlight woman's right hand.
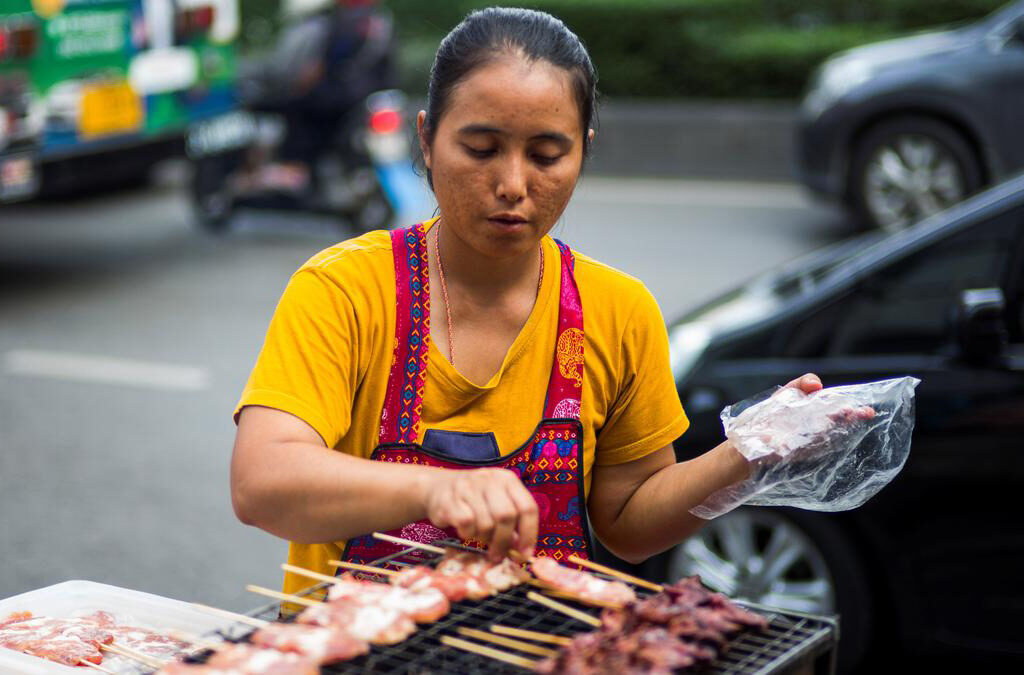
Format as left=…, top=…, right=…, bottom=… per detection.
left=420, top=468, right=539, bottom=562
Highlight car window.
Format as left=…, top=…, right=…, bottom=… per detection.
left=823, top=211, right=1019, bottom=357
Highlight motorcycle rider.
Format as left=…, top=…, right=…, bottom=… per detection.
left=246, top=0, right=396, bottom=192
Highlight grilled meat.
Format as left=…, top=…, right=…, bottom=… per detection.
left=530, top=557, right=637, bottom=606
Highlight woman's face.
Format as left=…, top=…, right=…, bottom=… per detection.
left=419, top=54, right=589, bottom=260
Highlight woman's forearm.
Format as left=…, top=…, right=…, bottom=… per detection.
left=597, top=441, right=750, bottom=564
left=231, top=439, right=439, bottom=544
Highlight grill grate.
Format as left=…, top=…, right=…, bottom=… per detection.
left=206, top=546, right=837, bottom=674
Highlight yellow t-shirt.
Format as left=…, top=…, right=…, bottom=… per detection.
left=235, top=220, right=689, bottom=595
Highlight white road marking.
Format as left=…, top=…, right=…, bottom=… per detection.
left=2, top=349, right=210, bottom=391
left=576, top=176, right=813, bottom=209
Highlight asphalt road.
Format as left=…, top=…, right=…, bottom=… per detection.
left=0, top=166, right=850, bottom=612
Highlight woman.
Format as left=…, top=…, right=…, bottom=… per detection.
left=231, top=7, right=822, bottom=596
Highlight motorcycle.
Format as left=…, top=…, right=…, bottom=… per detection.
left=185, top=5, right=410, bottom=233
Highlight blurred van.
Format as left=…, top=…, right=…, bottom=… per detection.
left=0, top=0, right=240, bottom=202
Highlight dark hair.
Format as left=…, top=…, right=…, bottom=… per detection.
left=421, top=7, right=599, bottom=189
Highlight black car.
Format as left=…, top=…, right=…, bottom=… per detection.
left=796, top=1, right=1024, bottom=232
left=640, top=175, right=1024, bottom=672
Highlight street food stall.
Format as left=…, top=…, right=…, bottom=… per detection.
left=0, top=536, right=837, bottom=674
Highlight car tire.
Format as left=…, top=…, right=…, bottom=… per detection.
left=849, top=115, right=983, bottom=232
left=649, top=507, right=873, bottom=674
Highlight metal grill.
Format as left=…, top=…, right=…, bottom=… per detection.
left=205, top=546, right=837, bottom=674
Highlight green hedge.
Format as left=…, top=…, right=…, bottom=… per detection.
left=383, top=0, right=1005, bottom=99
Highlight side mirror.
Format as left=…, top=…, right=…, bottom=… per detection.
left=956, top=288, right=1007, bottom=365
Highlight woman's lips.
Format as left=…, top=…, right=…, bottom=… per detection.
left=488, top=215, right=528, bottom=227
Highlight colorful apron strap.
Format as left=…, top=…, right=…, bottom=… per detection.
left=378, top=224, right=431, bottom=445
left=542, top=240, right=584, bottom=420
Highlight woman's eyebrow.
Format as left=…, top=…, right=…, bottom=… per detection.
left=531, top=132, right=571, bottom=145
left=457, top=124, right=502, bottom=136
left=456, top=125, right=572, bottom=145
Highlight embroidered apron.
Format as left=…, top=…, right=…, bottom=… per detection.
left=341, top=222, right=593, bottom=566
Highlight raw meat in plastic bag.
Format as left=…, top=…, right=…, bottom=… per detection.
left=690, top=377, right=920, bottom=520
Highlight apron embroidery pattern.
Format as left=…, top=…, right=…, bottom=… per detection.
left=379, top=225, right=431, bottom=445
left=344, top=224, right=592, bottom=568
left=556, top=327, right=584, bottom=388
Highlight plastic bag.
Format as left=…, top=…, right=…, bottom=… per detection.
left=690, top=377, right=920, bottom=520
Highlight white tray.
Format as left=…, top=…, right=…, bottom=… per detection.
left=0, top=580, right=241, bottom=674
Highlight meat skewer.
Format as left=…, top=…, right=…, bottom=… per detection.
left=86, top=611, right=192, bottom=662
left=535, top=576, right=769, bottom=674
left=155, top=643, right=320, bottom=675
left=335, top=548, right=529, bottom=603
left=172, top=608, right=367, bottom=671
left=283, top=563, right=451, bottom=624
left=326, top=574, right=450, bottom=624
left=0, top=611, right=114, bottom=667
left=530, top=556, right=637, bottom=607
left=246, top=584, right=418, bottom=646
left=370, top=534, right=534, bottom=595
left=365, top=532, right=634, bottom=608
left=246, top=622, right=370, bottom=664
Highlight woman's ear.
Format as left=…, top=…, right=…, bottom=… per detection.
left=417, top=110, right=431, bottom=170
left=587, top=128, right=595, bottom=144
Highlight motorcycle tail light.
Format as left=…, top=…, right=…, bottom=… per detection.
left=177, top=6, right=215, bottom=39
left=369, top=108, right=401, bottom=135
left=192, top=6, right=215, bottom=31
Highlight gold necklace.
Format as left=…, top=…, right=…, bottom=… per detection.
left=433, top=222, right=544, bottom=367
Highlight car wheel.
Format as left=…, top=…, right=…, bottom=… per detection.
left=665, top=507, right=872, bottom=673
left=849, top=116, right=983, bottom=233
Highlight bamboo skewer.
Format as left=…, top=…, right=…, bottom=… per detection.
left=245, top=585, right=323, bottom=609
left=526, top=592, right=602, bottom=627
left=567, top=555, right=664, bottom=592
left=282, top=562, right=348, bottom=586
left=190, top=603, right=270, bottom=628
left=440, top=635, right=541, bottom=670
left=80, top=661, right=116, bottom=674
left=490, top=625, right=573, bottom=647
left=455, top=627, right=558, bottom=658
left=327, top=559, right=398, bottom=577
left=372, top=532, right=446, bottom=555
left=101, top=642, right=165, bottom=669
